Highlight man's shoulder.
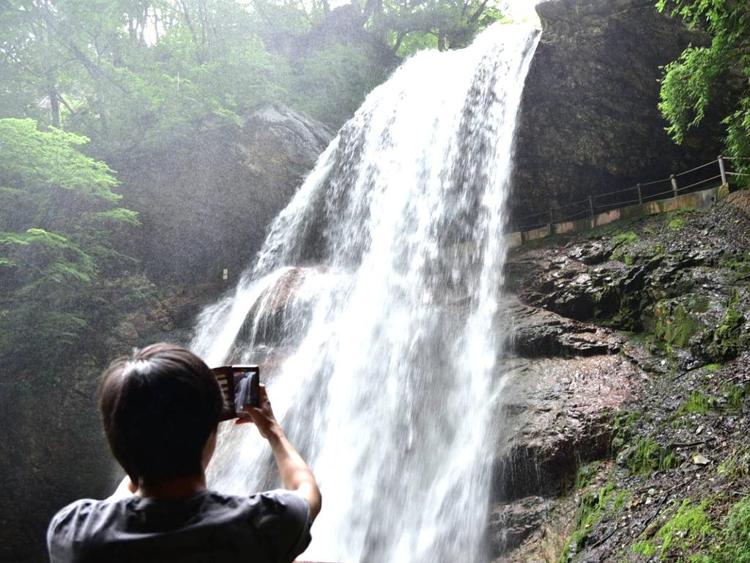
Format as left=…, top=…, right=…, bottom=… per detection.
left=48, top=498, right=113, bottom=532
left=205, top=489, right=310, bottom=524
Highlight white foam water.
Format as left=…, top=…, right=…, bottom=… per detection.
left=192, top=23, right=540, bottom=562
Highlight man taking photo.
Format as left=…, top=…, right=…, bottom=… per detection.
left=47, top=343, right=321, bottom=562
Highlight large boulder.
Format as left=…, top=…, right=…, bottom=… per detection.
left=112, top=105, right=333, bottom=284
left=511, top=0, right=722, bottom=224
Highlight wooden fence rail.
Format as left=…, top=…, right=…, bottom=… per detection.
left=510, top=155, right=749, bottom=232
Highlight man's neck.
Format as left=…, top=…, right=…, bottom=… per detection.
left=138, top=474, right=207, bottom=499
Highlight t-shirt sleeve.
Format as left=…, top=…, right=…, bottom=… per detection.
left=252, top=490, right=312, bottom=563
left=46, top=499, right=97, bottom=563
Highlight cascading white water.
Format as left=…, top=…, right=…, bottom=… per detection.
left=191, top=23, right=540, bottom=562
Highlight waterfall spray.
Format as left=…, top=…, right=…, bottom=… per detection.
left=192, top=23, right=540, bottom=562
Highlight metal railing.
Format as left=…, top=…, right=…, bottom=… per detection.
left=510, top=155, right=750, bottom=232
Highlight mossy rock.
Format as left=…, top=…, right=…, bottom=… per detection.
left=706, top=292, right=748, bottom=361
left=649, top=299, right=704, bottom=349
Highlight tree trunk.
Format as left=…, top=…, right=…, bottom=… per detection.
left=49, top=88, right=60, bottom=128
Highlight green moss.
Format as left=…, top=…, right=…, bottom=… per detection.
left=704, top=363, right=722, bottom=373
left=632, top=540, right=657, bottom=557
left=719, top=496, right=750, bottom=562
left=718, top=449, right=750, bottom=480
left=707, top=291, right=747, bottom=361
left=653, top=301, right=702, bottom=348
left=574, top=461, right=602, bottom=490
left=669, top=217, right=686, bottom=230
left=677, top=391, right=714, bottom=415
left=656, top=500, right=716, bottom=559
left=722, top=383, right=748, bottom=412
left=625, top=437, right=679, bottom=475
left=611, top=231, right=640, bottom=263
left=611, top=411, right=640, bottom=452
left=720, top=252, right=750, bottom=278
left=561, top=482, right=629, bottom=561
left=612, top=231, right=640, bottom=245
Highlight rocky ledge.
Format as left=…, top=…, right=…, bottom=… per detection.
left=490, top=194, right=750, bottom=561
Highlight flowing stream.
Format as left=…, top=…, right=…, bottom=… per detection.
left=191, top=23, right=540, bottom=562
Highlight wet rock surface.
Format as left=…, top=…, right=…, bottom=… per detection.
left=506, top=202, right=750, bottom=365
left=511, top=0, right=721, bottom=222
left=494, top=354, right=642, bottom=502
left=112, top=105, right=333, bottom=284
left=491, top=201, right=750, bottom=561
left=507, top=297, right=622, bottom=358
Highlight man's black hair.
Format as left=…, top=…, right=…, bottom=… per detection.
left=98, top=343, right=222, bottom=486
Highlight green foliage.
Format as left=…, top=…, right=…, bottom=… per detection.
left=373, top=0, right=506, bottom=55
left=574, top=461, right=603, bottom=490
left=706, top=291, right=747, bottom=361
left=1, top=0, right=505, bottom=148
left=658, top=45, right=723, bottom=145
left=0, top=118, right=139, bottom=370
left=677, top=391, right=714, bottom=415
left=625, top=437, right=679, bottom=475
left=653, top=300, right=702, bottom=348
left=290, top=42, right=389, bottom=127
left=657, top=0, right=750, bottom=176
left=656, top=500, right=716, bottom=559
left=612, top=410, right=640, bottom=452
left=669, top=217, right=686, bottom=230
left=562, top=482, right=631, bottom=560
left=719, top=496, right=750, bottom=562
left=723, top=383, right=747, bottom=412
left=612, top=231, right=640, bottom=245
left=632, top=540, right=657, bottom=557
left=717, top=449, right=750, bottom=480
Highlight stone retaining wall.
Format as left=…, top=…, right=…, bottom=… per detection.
left=508, top=185, right=721, bottom=247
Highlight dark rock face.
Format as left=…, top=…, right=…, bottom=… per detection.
left=511, top=0, right=722, bottom=224
left=492, top=202, right=750, bottom=560
left=493, top=354, right=641, bottom=499
left=488, top=496, right=553, bottom=554
left=488, top=301, right=642, bottom=559
left=113, top=105, right=333, bottom=284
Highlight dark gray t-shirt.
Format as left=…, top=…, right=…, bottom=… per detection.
left=47, top=489, right=311, bottom=563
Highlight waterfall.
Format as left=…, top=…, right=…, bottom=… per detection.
left=191, top=23, right=540, bottom=563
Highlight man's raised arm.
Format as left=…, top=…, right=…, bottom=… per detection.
left=246, top=385, right=322, bottom=519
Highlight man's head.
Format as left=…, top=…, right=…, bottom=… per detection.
left=98, top=343, right=222, bottom=486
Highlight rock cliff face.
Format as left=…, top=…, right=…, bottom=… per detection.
left=113, top=105, right=333, bottom=284
left=511, top=0, right=721, bottom=225
left=490, top=195, right=750, bottom=561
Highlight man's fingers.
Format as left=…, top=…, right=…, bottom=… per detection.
left=235, top=413, right=256, bottom=425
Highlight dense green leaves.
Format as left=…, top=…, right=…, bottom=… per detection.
left=0, top=119, right=119, bottom=198
left=1, top=0, right=504, bottom=145
left=0, top=0, right=504, bottom=372
left=371, top=0, right=506, bottom=55
left=0, top=118, right=140, bottom=370
left=658, top=0, right=750, bottom=176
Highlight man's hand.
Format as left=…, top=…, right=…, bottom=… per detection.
left=241, top=385, right=283, bottom=440
left=239, top=384, right=321, bottom=520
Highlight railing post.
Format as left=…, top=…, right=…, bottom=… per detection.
left=670, top=174, right=678, bottom=197
left=637, top=183, right=643, bottom=205
left=548, top=209, right=554, bottom=233
left=718, top=155, right=728, bottom=186
left=588, top=195, right=595, bottom=218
